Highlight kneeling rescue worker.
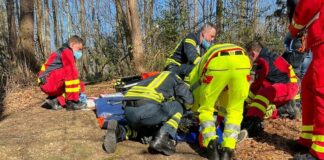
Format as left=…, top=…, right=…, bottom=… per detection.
left=187, top=43, right=251, bottom=160
left=241, top=40, right=298, bottom=137
left=37, top=35, right=87, bottom=110
left=103, top=71, right=193, bottom=155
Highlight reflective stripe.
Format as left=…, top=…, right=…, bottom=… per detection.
left=185, top=38, right=197, bottom=46
left=193, top=56, right=201, bottom=65
left=201, top=121, right=215, bottom=130
left=65, top=79, right=80, bottom=85
left=290, top=77, right=298, bottom=83
left=173, top=112, right=182, bottom=120
left=224, top=123, right=240, bottom=132
left=265, top=104, right=276, bottom=119
left=223, top=130, right=239, bottom=139
left=255, top=95, right=270, bottom=106
left=289, top=65, right=298, bottom=83
left=302, top=125, right=313, bottom=132
left=294, top=94, right=300, bottom=100
left=65, top=86, right=80, bottom=93
left=184, top=103, right=193, bottom=110
left=165, top=58, right=181, bottom=66
left=166, top=119, right=179, bottom=129
left=313, top=135, right=324, bottom=142
left=40, top=64, right=46, bottom=71
left=311, top=143, right=324, bottom=153
left=125, top=72, right=170, bottom=103
left=250, top=102, right=267, bottom=114
left=292, top=19, right=305, bottom=30
left=124, top=90, right=164, bottom=103
left=147, top=72, right=170, bottom=89
left=249, top=91, right=255, bottom=97
left=301, top=133, right=313, bottom=140
left=203, top=131, right=217, bottom=140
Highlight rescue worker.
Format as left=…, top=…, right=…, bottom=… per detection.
left=103, top=71, right=193, bottom=156
left=288, top=0, right=324, bottom=159
left=187, top=43, right=251, bottom=160
left=164, top=22, right=217, bottom=78
left=38, top=35, right=87, bottom=110
left=241, top=40, right=299, bottom=137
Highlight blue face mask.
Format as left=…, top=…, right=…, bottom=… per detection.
left=74, top=50, right=82, bottom=60
left=201, top=39, right=211, bottom=50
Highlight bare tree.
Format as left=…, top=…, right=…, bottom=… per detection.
left=216, top=0, right=223, bottom=34
left=44, top=0, right=50, bottom=55
left=35, top=0, right=44, bottom=56
left=6, top=0, right=17, bottom=61
left=127, top=0, right=146, bottom=73
left=52, top=0, right=60, bottom=47
left=17, top=0, right=38, bottom=73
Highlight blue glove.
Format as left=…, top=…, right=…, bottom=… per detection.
left=79, top=93, right=87, bottom=103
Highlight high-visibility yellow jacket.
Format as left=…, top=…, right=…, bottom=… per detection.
left=124, top=71, right=193, bottom=109
left=186, top=43, right=251, bottom=149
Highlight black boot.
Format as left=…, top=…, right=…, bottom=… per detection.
left=293, top=153, right=317, bottom=160
left=66, top=100, right=87, bottom=111
left=220, top=147, right=234, bottom=160
left=103, top=120, right=128, bottom=153
left=45, top=98, right=63, bottom=110
left=241, top=116, right=263, bottom=137
left=206, top=139, right=220, bottom=160
left=148, top=132, right=176, bottom=156
left=287, top=140, right=309, bottom=153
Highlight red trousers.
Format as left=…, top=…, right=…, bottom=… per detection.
left=40, top=68, right=84, bottom=106
left=299, top=44, right=324, bottom=159
left=247, top=82, right=299, bottom=120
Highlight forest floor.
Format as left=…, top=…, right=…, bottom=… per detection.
left=0, top=81, right=302, bottom=160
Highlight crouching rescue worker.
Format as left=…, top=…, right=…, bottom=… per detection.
left=164, top=22, right=216, bottom=78
left=37, top=35, right=87, bottom=110
left=241, top=40, right=299, bottom=137
left=103, top=71, right=193, bottom=155
left=187, top=43, right=251, bottom=160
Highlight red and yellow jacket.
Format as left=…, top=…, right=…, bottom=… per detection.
left=289, top=0, right=324, bottom=49
left=250, top=48, right=297, bottom=94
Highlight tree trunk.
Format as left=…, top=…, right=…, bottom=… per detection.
left=18, top=0, right=38, bottom=73
left=216, top=0, right=223, bottom=34
left=44, top=0, right=51, bottom=56
left=64, top=0, right=71, bottom=38
left=194, top=0, right=197, bottom=31
left=80, top=0, right=89, bottom=78
left=35, top=0, right=44, bottom=57
left=52, top=0, right=59, bottom=47
left=115, top=0, right=132, bottom=59
left=127, top=0, right=146, bottom=73
left=6, top=0, right=17, bottom=61
left=80, top=0, right=86, bottom=39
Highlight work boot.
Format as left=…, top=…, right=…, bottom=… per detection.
left=237, top=129, right=248, bottom=144
left=103, top=120, right=118, bottom=153
left=206, top=139, right=220, bottom=160
left=220, top=147, right=234, bottom=160
left=293, top=153, right=317, bottom=160
left=148, top=132, right=176, bottom=156
left=66, top=100, right=87, bottom=111
left=278, top=100, right=301, bottom=119
left=45, top=98, right=63, bottom=110
left=287, top=140, right=309, bottom=153
left=241, top=116, right=263, bottom=137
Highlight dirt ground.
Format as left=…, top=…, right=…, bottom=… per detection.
left=0, top=81, right=301, bottom=160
